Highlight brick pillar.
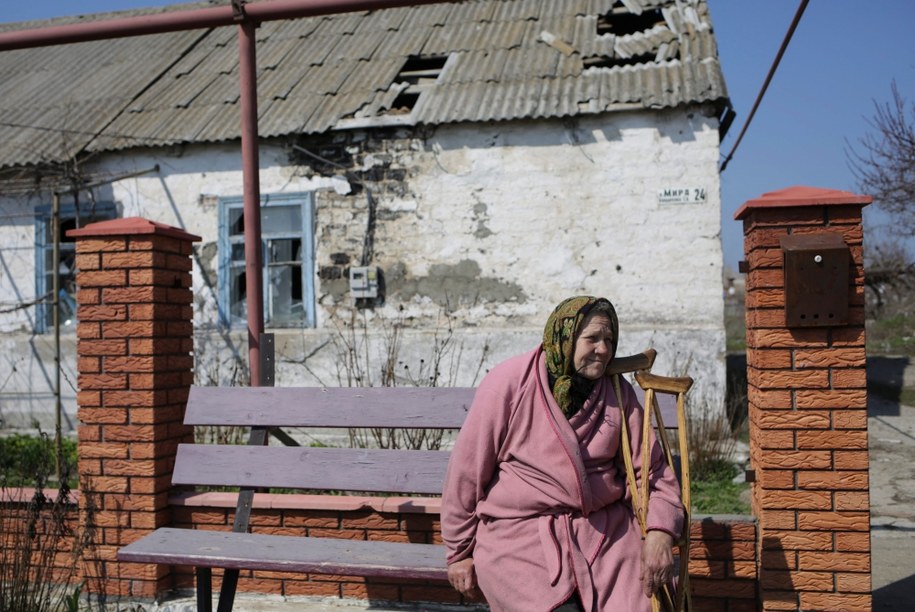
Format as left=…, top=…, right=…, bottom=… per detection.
left=735, top=186, right=873, bottom=611
left=69, top=217, right=199, bottom=600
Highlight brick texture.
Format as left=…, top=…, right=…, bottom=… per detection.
left=73, top=218, right=199, bottom=599
left=738, top=189, right=871, bottom=610
left=167, top=500, right=758, bottom=608
left=1, top=490, right=758, bottom=608
left=55, top=196, right=880, bottom=607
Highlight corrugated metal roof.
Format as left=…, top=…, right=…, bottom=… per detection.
left=0, top=27, right=202, bottom=168
left=0, top=0, right=729, bottom=170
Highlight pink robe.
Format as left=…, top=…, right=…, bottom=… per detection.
left=442, top=347, right=684, bottom=611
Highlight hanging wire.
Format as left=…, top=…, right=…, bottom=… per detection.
left=719, top=0, right=810, bottom=173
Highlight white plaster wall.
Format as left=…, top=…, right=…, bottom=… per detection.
left=0, top=195, right=44, bottom=333
left=370, top=111, right=723, bottom=328
left=0, top=108, right=727, bottom=430
left=0, top=142, right=336, bottom=428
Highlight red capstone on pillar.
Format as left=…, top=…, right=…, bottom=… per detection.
left=69, top=217, right=199, bottom=599
left=735, top=186, right=873, bottom=611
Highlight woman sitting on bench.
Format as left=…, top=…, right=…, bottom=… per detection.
left=442, top=296, right=683, bottom=611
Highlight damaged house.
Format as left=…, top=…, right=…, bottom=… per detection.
left=0, top=0, right=731, bottom=432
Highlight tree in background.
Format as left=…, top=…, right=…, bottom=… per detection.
left=848, top=80, right=914, bottom=353
left=850, top=80, right=915, bottom=237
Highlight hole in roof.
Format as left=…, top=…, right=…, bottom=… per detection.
left=583, top=52, right=655, bottom=69
left=388, top=91, right=420, bottom=114
left=396, top=55, right=448, bottom=86
left=596, top=7, right=665, bottom=36
left=381, top=54, right=449, bottom=115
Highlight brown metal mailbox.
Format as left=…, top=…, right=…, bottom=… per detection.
left=779, top=233, right=849, bottom=327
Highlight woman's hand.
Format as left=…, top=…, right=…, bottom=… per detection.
left=447, top=557, right=480, bottom=599
left=640, top=530, right=675, bottom=598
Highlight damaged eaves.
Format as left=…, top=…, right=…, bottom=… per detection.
left=0, top=0, right=730, bottom=169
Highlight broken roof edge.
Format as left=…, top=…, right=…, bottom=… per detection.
left=9, top=97, right=732, bottom=170
left=330, top=97, right=730, bottom=133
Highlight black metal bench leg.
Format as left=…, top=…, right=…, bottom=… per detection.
left=196, top=567, right=213, bottom=612
left=217, top=568, right=240, bottom=612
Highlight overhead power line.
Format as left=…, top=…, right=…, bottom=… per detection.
left=719, top=0, right=810, bottom=173
left=0, top=119, right=179, bottom=145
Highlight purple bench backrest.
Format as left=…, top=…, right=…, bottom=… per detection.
left=183, top=385, right=678, bottom=429
left=174, top=384, right=682, bottom=495
left=183, top=386, right=475, bottom=429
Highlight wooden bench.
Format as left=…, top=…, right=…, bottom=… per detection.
left=117, top=350, right=680, bottom=611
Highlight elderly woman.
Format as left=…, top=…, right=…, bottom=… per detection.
left=441, top=296, right=683, bottom=611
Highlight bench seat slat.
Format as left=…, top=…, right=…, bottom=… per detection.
left=173, top=445, right=450, bottom=495
left=184, top=386, right=474, bottom=429
left=117, top=528, right=447, bottom=581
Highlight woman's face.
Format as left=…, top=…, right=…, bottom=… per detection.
left=573, top=313, right=614, bottom=380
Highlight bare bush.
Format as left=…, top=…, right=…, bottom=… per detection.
left=329, top=307, right=490, bottom=450
left=864, top=238, right=915, bottom=312
left=686, top=411, right=742, bottom=482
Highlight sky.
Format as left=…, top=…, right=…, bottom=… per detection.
left=707, top=0, right=915, bottom=271
left=2, top=1, right=914, bottom=272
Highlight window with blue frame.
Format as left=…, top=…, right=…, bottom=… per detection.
left=34, top=202, right=119, bottom=333
left=218, top=193, right=315, bottom=328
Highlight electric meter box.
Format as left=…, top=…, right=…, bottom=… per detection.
left=349, top=266, right=379, bottom=299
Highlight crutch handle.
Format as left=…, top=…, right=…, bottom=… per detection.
left=607, top=348, right=656, bottom=376
left=634, top=371, right=693, bottom=395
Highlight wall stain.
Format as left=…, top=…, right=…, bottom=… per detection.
left=471, top=195, right=493, bottom=239
left=386, top=259, right=525, bottom=308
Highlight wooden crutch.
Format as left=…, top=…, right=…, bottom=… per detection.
left=635, top=371, right=693, bottom=612
left=606, top=347, right=657, bottom=377
left=610, top=362, right=693, bottom=612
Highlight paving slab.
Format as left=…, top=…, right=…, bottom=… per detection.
left=868, top=355, right=915, bottom=611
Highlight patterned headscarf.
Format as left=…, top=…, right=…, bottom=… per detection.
left=543, top=296, right=619, bottom=416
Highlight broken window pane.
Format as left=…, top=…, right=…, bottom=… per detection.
left=268, top=238, right=300, bottom=263
left=229, top=267, right=247, bottom=322
left=229, top=207, right=245, bottom=236
left=268, top=264, right=303, bottom=326
left=34, top=202, right=118, bottom=333
left=231, top=243, right=247, bottom=261
left=219, top=194, right=314, bottom=328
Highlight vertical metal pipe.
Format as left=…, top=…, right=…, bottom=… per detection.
left=239, top=18, right=264, bottom=387
left=52, top=192, right=62, bottom=481
left=0, top=1, right=451, bottom=393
